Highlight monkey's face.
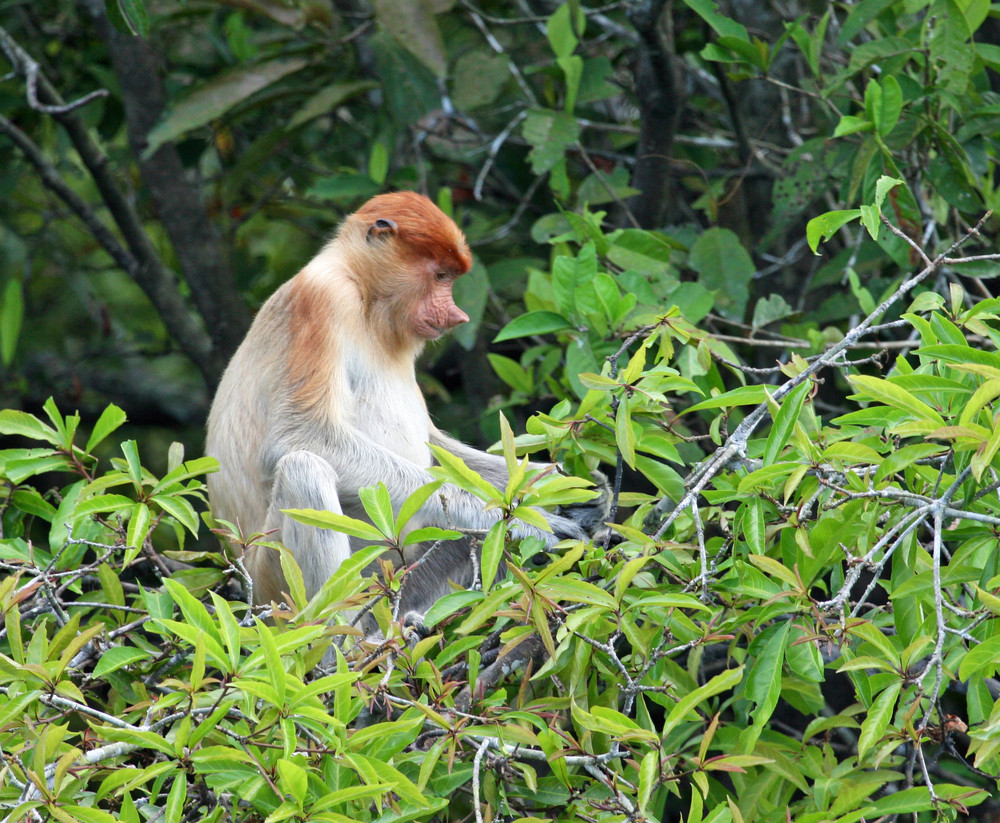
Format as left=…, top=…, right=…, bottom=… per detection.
left=409, top=266, right=469, bottom=340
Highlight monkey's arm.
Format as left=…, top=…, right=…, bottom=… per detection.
left=264, top=427, right=587, bottom=542
left=429, top=427, right=611, bottom=538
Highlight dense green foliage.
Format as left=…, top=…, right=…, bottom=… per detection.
left=4, top=0, right=1000, bottom=821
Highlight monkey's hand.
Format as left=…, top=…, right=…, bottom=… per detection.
left=555, top=469, right=612, bottom=538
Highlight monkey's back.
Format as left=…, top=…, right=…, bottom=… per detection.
left=205, top=285, right=288, bottom=539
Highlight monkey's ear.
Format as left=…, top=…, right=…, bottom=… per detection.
left=366, top=218, right=398, bottom=244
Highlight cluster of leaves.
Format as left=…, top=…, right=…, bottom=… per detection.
left=5, top=201, right=1000, bottom=823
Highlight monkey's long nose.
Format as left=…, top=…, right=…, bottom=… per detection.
left=447, top=305, right=470, bottom=328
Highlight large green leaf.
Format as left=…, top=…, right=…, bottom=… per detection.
left=522, top=109, right=581, bottom=174
left=688, top=228, right=754, bottom=320
left=145, top=57, right=310, bottom=156
left=373, top=0, right=447, bottom=78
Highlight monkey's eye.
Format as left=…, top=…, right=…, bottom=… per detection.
left=434, top=270, right=450, bottom=282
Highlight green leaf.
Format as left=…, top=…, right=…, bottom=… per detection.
left=746, top=554, right=799, bottom=589
left=546, top=2, right=583, bottom=58
left=451, top=259, right=489, bottom=350
left=256, top=618, right=286, bottom=706
left=927, top=153, right=981, bottom=212
left=806, top=209, right=861, bottom=253
left=368, top=140, right=389, bottom=185
left=740, top=498, right=765, bottom=553
left=209, top=592, right=243, bottom=673
left=373, top=0, right=447, bottom=78
left=685, top=385, right=775, bottom=411
left=126, top=502, right=151, bottom=552
left=120, top=439, right=143, bottom=487
left=359, top=483, right=395, bottom=537
left=847, top=375, right=944, bottom=426
left=638, top=750, right=658, bottom=815
left=710, top=34, right=768, bottom=69
left=541, top=578, right=618, bottom=609
left=308, top=175, right=380, bottom=204
left=106, top=0, right=150, bottom=36
left=288, top=80, right=377, bottom=129
left=606, top=229, right=679, bottom=273
left=422, top=590, right=484, bottom=627
left=346, top=752, right=430, bottom=807
left=149, top=456, right=218, bottom=495
left=93, top=647, right=151, bottom=677
left=10, top=488, right=57, bottom=520
left=488, top=354, right=533, bottom=394
left=916, top=343, right=1000, bottom=371
left=163, top=578, right=223, bottom=644
left=685, top=0, right=749, bottom=39
left=276, top=758, right=309, bottom=803
left=154, top=494, right=200, bottom=534
left=494, top=310, right=572, bottom=342
left=396, top=480, right=445, bottom=532
left=558, top=54, right=584, bottom=111
left=832, top=115, right=873, bottom=138
left=370, top=30, right=440, bottom=126
left=635, top=455, right=684, bottom=499
left=0, top=409, right=60, bottom=445
left=56, top=805, right=118, bottom=823
left=86, top=404, right=127, bottom=453
left=960, top=379, right=1000, bottom=427
left=745, top=621, right=791, bottom=728
left=688, top=228, right=754, bottom=320
left=480, top=520, right=506, bottom=593
left=929, top=0, right=975, bottom=94
left=451, top=50, right=510, bottom=110
left=837, top=0, right=898, bottom=45
left=283, top=508, right=386, bottom=542
left=626, top=592, right=711, bottom=612
left=0, top=277, right=23, bottom=367
left=874, top=175, right=904, bottom=210
left=75, top=493, right=136, bottom=519
left=406, top=529, right=465, bottom=551
left=615, top=397, right=637, bottom=469
left=145, top=57, right=310, bottom=156
left=864, top=77, right=903, bottom=137
left=867, top=786, right=936, bottom=815
left=751, top=293, right=795, bottom=330
left=873, top=443, right=946, bottom=483
left=846, top=35, right=913, bottom=75
left=663, top=666, right=744, bottom=733
left=429, top=446, right=502, bottom=501
left=972, top=421, right=1000, bottom=481
left=762, top=381, right=810, bottom=465
left=857, top=681, right=901, bottom=761
left=522, top=109, right=581, bottom=174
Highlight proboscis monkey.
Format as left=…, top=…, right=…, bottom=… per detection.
left=206, top=191, right=607, bottom=628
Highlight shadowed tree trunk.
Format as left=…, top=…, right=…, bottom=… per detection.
left=626, top=0, right=682, bottom=229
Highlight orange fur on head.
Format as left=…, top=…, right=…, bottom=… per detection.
left=352, top=191, right=472, bottom=276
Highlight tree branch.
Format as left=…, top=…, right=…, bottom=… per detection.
left=80, top=0, right=250, bottom=385
left=0, top=21, right=221, bottom=386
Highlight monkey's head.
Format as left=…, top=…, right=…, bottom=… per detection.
left=342, top=192, right=472, bottom=350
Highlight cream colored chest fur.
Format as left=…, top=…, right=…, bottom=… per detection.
left=346, top=344, right=432, bottom=468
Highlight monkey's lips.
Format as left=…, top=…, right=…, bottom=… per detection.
left=423, top=326, right=456, bottom=340
left=416, top=319, right=467, bottom=339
